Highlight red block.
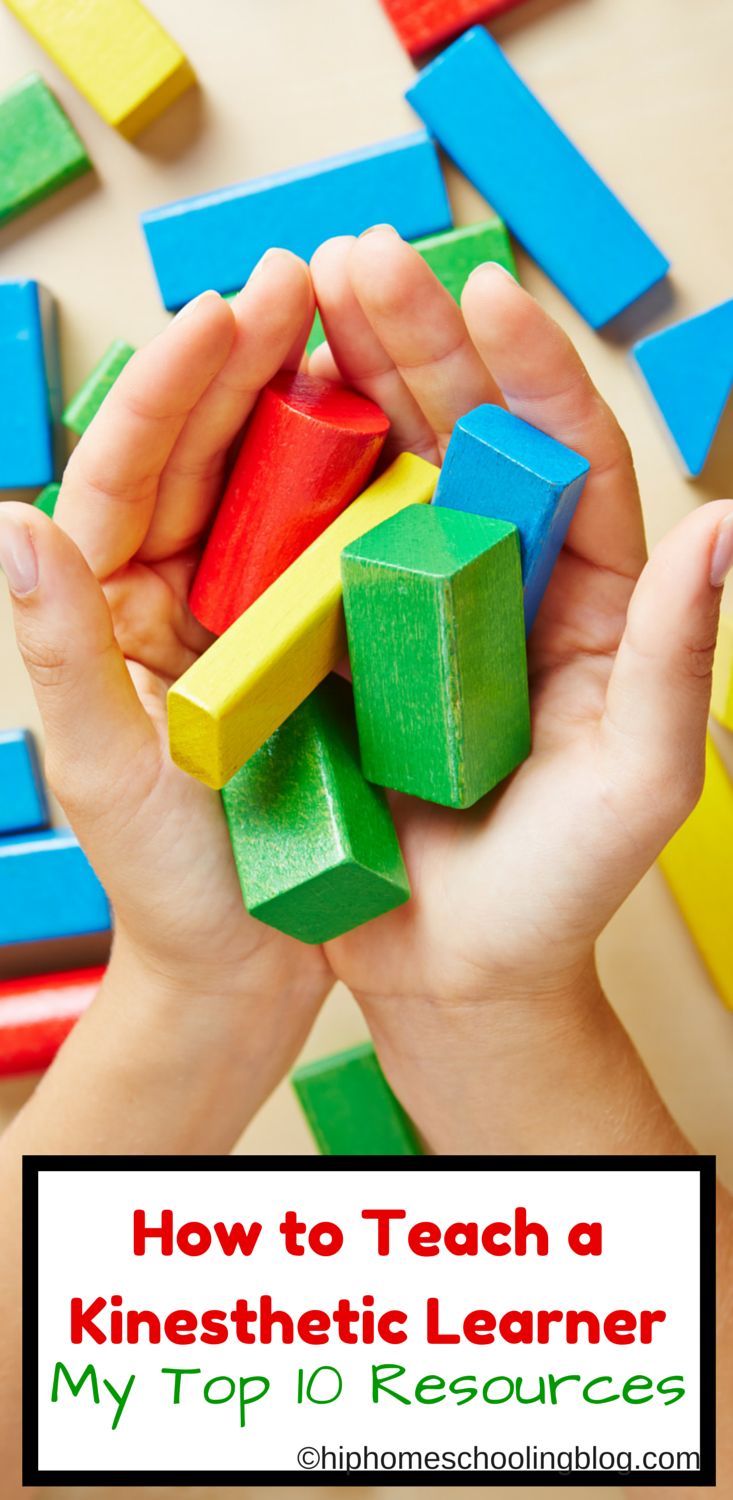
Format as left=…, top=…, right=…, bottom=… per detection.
left=0, top=967, right=103, bottom=1077
left=190, top=372, right=390, bottom=635
left=381, top=0, right=526, bottom=57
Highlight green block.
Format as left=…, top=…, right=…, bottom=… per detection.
left=341, top=504, right=530, bottom=809
left=221, top=674, right=410, bottom=943
left=0, top=73, right=91, bottom=226
left=292, top=1041, right=422, bottom=1155
left=62, top=339, right=135, bottom=435
left=305, top=215, right=517, bottom=357
left=33, top=481, right=61, bottom=517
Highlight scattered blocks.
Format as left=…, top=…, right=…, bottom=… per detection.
left=190, top=372, right=390, bottom=633
left=712, top=615, right=733, bottom=732
left=0, top=279, right=60, bottom=488
left=3, top=0, right=194, bottom=139
left=433, top=403, right=589, bottom=630
left=0, top=965, right=102, bottom=1076
left=341, top=504, right=530, bottom=808
left=222, top=676, right=410, bottom=944
left=292, top=1041, right=421, bottom=1155
left=381, top=0, right=526, bottom=57
left=168, top=452, right=438, bottom=789
left=658, top=736, right=733, bottom=1011
left=141, top=131, right=452, bottom=309
left=632, top=299, right=733, bottom=475
left=0, top=829, right=110, bottom=946
left=0, top=72, right=90, bottom=226
left=62, top=338, right=135, bottom=435
left=0, top=729, right=49, bottom=836
left=34, top=481, right=61, bottom=516
left=406, top=26, right=669, bottom=328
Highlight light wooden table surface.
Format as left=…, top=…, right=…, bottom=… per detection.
left=1, top=1, right=731, bottom=1492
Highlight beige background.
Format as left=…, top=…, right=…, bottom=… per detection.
left=1, top=0, right=731, bottom=1493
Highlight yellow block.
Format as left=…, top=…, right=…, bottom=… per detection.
left=4, top=0, right=195, bottom=138
left=658, top=734, right=733, bottom=1010
left=168, top=453, right=439, bottom=789
left=711, top=614, right=733, bottom=731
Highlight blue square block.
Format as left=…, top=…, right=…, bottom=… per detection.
left=0, top=729, right=49, bottom=835
left=0, top=279, right=60, bottom=488
left=0, top=828, right=111, bottom=946
left=433, top=404, right=589, bottom=630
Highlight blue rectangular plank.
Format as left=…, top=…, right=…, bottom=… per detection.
left=0, top=279, right=60, bottom=487
left=406, top=27, right=669, bottom=329
left=433, top=403, right=589, bottom=630
left=0, top=829, right=111, bottom=946
left=140, top=130, right=452, bottom=310
left=0, top=729, right=49, bottom=836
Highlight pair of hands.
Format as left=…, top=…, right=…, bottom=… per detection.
left=1, top=229, right=730, bottom=1145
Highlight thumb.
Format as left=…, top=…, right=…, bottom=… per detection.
left=0, top=503, right=157, bottom=846
left=601, top=499, right=733, bottom=827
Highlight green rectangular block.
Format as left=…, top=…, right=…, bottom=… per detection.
left=0, top=73, right=91, bottom=226
left=306, top=214, right=517, bottom=355
left=292, top=1041, right=422, bottom=1155
left=62, top=338, right=135, bottom=435
left=341, top=504, right=530, bottom=809
left=34, top=481, right=61, bottom=516
left=221, top=674, right=410, bottom=944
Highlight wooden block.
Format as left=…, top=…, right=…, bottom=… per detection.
left=381, top=0, right=525, bottom=58
left=658, top=736, right=733, bottom=1011
left=433, top=403, right=589, bottom=630
left=0, top=966, right=102, bottom=1076
left=0, top=279, right=60, bottom=488
left=62, top=338, right=135, bottom=436
left=168, top=452, right=438, bottom=789
left=341, top=504, right=530, bottom=808
left=141, top=131, right=452, bottom=309
left=292, top=1041, right=421, bottom=1155
left=406, top=27, right=669, bottom=329
left=0, top=72, right=90, bottom=226
left=0, top=829, right=110, bottom=946
left=34, top=481, right=60, bottom=516
left=633, top=299, right=733, bottom=475
left=190, top=372, right=390, bottom=634
left=4, top=0, right=194, bottom=139
left=222, top=676, right=410, bottom=944
left=0, top=729, right=49, bottom=836
left=712, top=615, right=733, bottom=732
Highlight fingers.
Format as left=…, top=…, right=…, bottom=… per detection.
left=0, top=505, right=158, bottom=842
left=310, top=235, right=438, bottom=462
left=461, top=264, right=646, bottom=580
left=142, top=251, right=315, bottom=562
left=348, top=227, right=502, bottom=454
left=55, top=290, right=237, bottom=578
left=600, top=500, right=733, bottom=826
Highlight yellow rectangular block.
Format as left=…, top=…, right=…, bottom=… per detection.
left=711, top=614, right=733, bottom=731
left=168, top=453, right=439, bottom=789
left=4, top=0, right=194, bottom=138
left=658, top=734, right=733, bottom=1010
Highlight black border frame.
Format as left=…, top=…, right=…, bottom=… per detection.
left=23, top=1154, right=716, bottom=1488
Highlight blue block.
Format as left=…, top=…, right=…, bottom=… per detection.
left=0, top=729, right=49, bottom=835
left=433, top=404, right=589, bottom=630
left=633, top=299, right=733, bottom=476
left=0, top=279, right=60, bottom=488
left=406, top=27, right=669, bottom=329
left=0, top=829, right=111, bottom=946
left=140, top=131, right=452, bottom=310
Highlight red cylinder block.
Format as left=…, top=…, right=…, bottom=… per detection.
left=0, top=967, right=104, bottom=1077
left=189, top=371, right=390, bottom=635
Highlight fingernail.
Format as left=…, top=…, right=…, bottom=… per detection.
left=173, top=289, right=221, bottom=321
left=0, top=514, right=39, bottom=596
left=248, top=247, right=290, bottom=279
left=358, top=223, right=399, bottom=238
left=469, top=260, right=515, bottom=281
left=710, top=512, right=733, bottom=587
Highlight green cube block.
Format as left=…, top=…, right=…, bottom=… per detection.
left=33, top=481, right=61, bottom=517
left=221, top=675, right=410, bottom=944
left=0, top=73, right=91, bottom=226
left=292, top=1041, right=422, bottom=1155
left=341, top=504, right=530, bottom=809
left=62, top=339, right=135, bottom=435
